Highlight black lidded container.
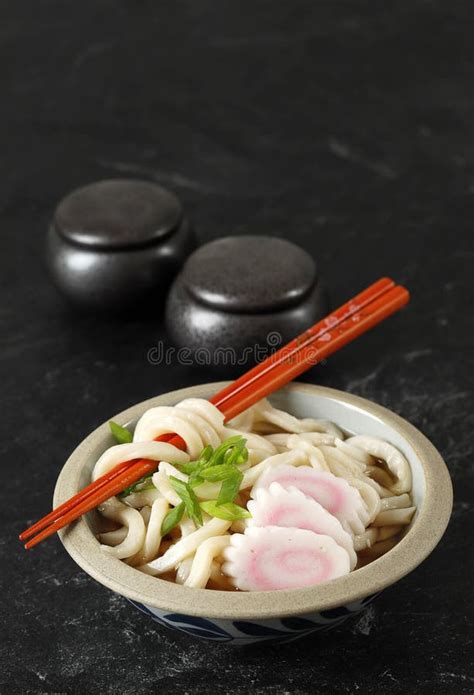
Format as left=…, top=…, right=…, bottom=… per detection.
left=166, top=235, right=328, bottom=363
left=47, top=179, right=196, bottom=312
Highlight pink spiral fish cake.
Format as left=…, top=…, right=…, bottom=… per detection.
left=222, top=526, right=351, bottom=591
left=247, top=483, right=357, bottom=569
left=252, top=465, right=369, bottom=535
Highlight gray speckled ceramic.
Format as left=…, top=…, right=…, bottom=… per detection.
left=54, top=383, right=452, bottom=645
left=47, top=179, right=196, bottom=311
left=165, top=237, right=328, bottom=359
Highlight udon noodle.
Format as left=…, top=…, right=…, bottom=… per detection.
left=94, top=397, right=416, bottom=591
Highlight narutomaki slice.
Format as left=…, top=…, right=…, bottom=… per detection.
left=252, top=465, right=369, bottom=535
left=247, top=482, right=357, bottom=569
left=222, top=526, right=351, bottom=591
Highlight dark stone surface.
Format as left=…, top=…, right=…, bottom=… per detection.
left=1, top=1, right=473, bottom=694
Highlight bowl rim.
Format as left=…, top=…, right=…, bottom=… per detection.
left=54, top=382, right=453, bottom=620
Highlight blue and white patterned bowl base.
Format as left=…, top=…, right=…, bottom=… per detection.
left=127, top=594, right=380, bottom=645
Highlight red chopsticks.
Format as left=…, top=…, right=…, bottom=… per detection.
left=211, top=277, right=407, bottom=418
left=20, top=277, right=409, bottom=548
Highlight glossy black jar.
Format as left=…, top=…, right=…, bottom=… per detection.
left=166, top=235, right=328, bottom=364
left=47, top=179, right=196, bottom=312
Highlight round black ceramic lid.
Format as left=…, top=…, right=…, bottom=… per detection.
left=182, top=236, right=317, bottom=313
left=53, top=179, right=183, bottom=249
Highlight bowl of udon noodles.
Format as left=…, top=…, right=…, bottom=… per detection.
left=54, top=382, right=452, bottom=645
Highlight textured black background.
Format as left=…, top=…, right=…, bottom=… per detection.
left=2, top=2, right=473, bottom=693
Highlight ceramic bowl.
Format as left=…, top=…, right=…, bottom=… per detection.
left=54, top=382, right=452, bottom=645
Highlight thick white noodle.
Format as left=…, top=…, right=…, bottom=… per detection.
left=366, top=465, right=396, bottom=490
left=152, top=471, right=181, bottom=506
left=175, top=518, right=199, bottom=584
left=209, top=561, right=223, bottom=582
left=132, top=399, right=277, bottom=469
left=128, top=498, right=169, bottom=566
left=345, top=435, right=412, bottom=494
left=361, top=477, right=393, bottom=498
left=264, top=433, right=337, bottom=454
left=241, top=450, right=308, bottom=490
left=140, top=518, right=231, bottom=575
left=335, top=438, right=374, bottom=465
left=134, top=408, right=211, bottom=457
left=268, top=434, right=332, bottom=471
left=184, top=536, right=232, bottom=588
left=304, top=444, right=331, bottom=472
left=98, top=498, right=146, bottom=559
left=353, top=528, right=378, bottom=551
left=176, top=398, right=226, bottom=428
left=380, top=494, right=412, bottom=511
left=175, top=558, right=193, bottom=584
left=344, top=477, right=381, bottom=523
left=372, top=507, right=416, bottom=527
left=159, top=461, right=187, bottom=482
left=92, top=441, right=189, bottom=480
left=123, top=488, right=162, bottom=509
left=355, top=523, right=405, bottom=550
left=325, top=451, right=388, bottom=499
left=99, top=526, right=128, bottom=546
left=318, top=445, right=366, bottom=476
left=241, top=399, right=345, bottom=438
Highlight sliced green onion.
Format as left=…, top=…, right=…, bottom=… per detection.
left=198, top=463, right=240, bottom=482
left=179, top=445, right=214, bottom=475
left=161, top=502, right=185, bottom=536
left=175, top=437, right=247, bottom=476
left=216, top=469, right=243, bottom=506
left=169, top=436, right=248, bottom=513
left=198, top=444, right=214, bottom=464
left=200, top=500, right=251, bottom=521
left=180, top=460, right=201, bottom=475
left=169, top=476, right=203, bottom=527
left=188, top=474, right=205, bottom=489
left=223, top=440, right=248, bottom=467
left=109, top=420, right=133, bottom=444
left=211, top=436, right=247, bottom=467
left=232, top=447, right=249, bottom=467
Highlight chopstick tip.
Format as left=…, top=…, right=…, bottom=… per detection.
left=398, top=285, right=411, bottom=304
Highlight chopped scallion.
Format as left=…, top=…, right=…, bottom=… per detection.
left=169, top=476, right=203, bottom=527
left=216, top=469, right=243, bottom=506
left=161, top=501, right=185, bottom=536
left=109, top=420, right=133, bottom=444
left=200, top=500, right=251, bottom=521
